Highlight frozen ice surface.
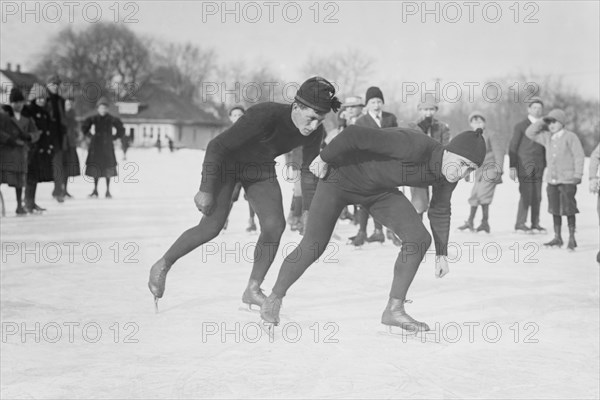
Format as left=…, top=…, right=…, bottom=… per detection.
left=1, top=148, right=599, bottom=399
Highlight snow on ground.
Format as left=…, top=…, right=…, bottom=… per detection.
left=1, top=147, right=599, bottom=399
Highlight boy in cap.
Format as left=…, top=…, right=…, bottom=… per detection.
left=350, top=87, right=398, bottom=245
left=409, top=94, right=450, bottom=221
left=148, top=77, right=341, bottom=312
left=458, top=111, right=504, bottom=233
left=81, top=97, right=125, bottom=198
left=525, top=109, right=584, bottom=250
left=509, top=97, right=547, bottom=233
left=260, top=125, right=486, bottom=330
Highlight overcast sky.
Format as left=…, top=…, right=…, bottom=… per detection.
left=1, top=0, right=599, bottom=99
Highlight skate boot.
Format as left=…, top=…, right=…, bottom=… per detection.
left=567, top=226, right=577, bottom=251
left=105, top=191, right=112, bottom=199
left=530, top=224, right=546, bottom=234
left=33, top=203, right=46, bottom=212
left=367, top=229, right=385, bottom=243
left=241, top=279, right=266, bottom=310
left=381, top=298, right=430, bottom=333
left=350, top=230, right=367, bottom=247
left=89, top=190, right=99, bottom=198
left=246, top=218, right=257, bottom=232
left=544, top=224, right=563, bottom=248
left=458, top=220, right=474, bottom=231
left=16, top=205, right=27, bottom=216
left=515, top=223, right=531, bottom=233
left=260, top=293, right=283, bottom=325
left=476, top=220, right=490, bottom=233
left=148, top=258, right=172, bottom=313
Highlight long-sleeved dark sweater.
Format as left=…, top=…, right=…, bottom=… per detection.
left=200, top=102, right=323, bottom=210
left=320, top=125, right=457, bottom=255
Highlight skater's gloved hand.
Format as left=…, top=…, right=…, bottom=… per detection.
left=194, top=190, right=215, bottom=216
left=572, top=177, right=582, bottom=185
left=435, top=255, right=449, bottom=278
left=509, top=168, right=518, bottom=182
left=590, top=177, right=599, bottom=194
left=310, top=155, right=328, bottom=179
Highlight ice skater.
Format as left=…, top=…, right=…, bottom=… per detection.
left=260, top=125, right=486, bottom=333
left=147, top=77, right=341, bottom=312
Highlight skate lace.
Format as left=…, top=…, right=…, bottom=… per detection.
left=265, top=296, right=282, bottom=314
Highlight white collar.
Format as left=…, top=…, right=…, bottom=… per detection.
left=528, top=115, right=539, bottom=123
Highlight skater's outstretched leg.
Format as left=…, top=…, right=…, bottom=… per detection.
left=263, top=182, right=346, bottom=324
left=149, top=178, right=237, bottom=305
left=369, top=191, right=432, bottom=332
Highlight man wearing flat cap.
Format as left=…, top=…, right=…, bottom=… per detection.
left=260, top=125, right=486, bottom=330
left=148, top=76, right=341, bottom=312
left=509, top=97, right=547, bottom=233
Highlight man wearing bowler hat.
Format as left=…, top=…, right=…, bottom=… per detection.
left=148, top=77, right=341, bottom=312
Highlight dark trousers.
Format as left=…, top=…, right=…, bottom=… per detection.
left=357, top=206, right=383, bottom=232
left=272, top=180, right=432, bottom=300
left=163, top=174, right=285, bottom=284
left=516, top=180, right=543, bottom=226
left=52, top=149, right=64, bottom=197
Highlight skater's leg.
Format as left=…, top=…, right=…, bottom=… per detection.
left=516, top=181, right=531, bottom=228
left=368, top=191, right=431, bottom=301
left=244, top=179, right=286, bottom=284
left=531, top=180, right=543, bottom=227
left=162, top=178, right=237, bottom=266
left=105, top=177, right=111, bottom=197
left=271, top=181, right=347, bottom=297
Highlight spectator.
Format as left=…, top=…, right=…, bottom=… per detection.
left=62, top=97, right=81, bottom=198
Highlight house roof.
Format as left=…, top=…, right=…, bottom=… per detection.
left=79, top=81, right=224, bottom=126
left=0, top=69, right=41, bottom=90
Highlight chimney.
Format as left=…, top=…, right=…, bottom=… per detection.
left=6, top=63, right=11, bottom=71
left=16, top=64, right=21, bottom=73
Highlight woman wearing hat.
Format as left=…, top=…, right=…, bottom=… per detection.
left=457, top=111, right=504, bottom=233
left=0, top=88, right=37, bottom=215
left=62, top=97, right=81, bottom=198
left=260, top=125, right=486, bottom=330
left=24, top=83, right=55, bottom=213
left=148, top=77, right=341, bottom=313
left=81, top=97, right=125, bottom=198
left=525, top=109, right=584, bottom=250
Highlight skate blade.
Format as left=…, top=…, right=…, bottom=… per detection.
left=153, top=296, right=159, bottom=314
left=239, top=303, right=261, bottom=313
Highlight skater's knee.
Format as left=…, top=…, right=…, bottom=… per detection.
left=403, top=229, right=431, bottom=254
left=260, top=216, right=286, bottom=238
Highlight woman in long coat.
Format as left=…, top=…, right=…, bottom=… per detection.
left=82, top=97, right=124, bottom=198
left=62, top=97, right=81, bottom=197
left=0, top=88, right=36, bottom=215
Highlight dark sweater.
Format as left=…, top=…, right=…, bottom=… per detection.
left=320, top=125, right=457, bottom=255
left=200, top=102, right=323, bottom=210
left=509, top=118, right=546, bottom=179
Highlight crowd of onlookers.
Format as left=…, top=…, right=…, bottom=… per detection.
left=0, top=74, right=128, bottom=216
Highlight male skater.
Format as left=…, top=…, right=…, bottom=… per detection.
left=260, top=125, right=486, bottom=332
left=148, top=77, right=341, bottom=311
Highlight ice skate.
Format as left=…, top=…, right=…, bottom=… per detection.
left=476, top=220, right=490, bottom=233
left=260, top=293, right=283, bottom=326
left=458, top=220, right=474, bottom=231
left=544, top=224, right=563, bottom=248
left=246, top=218, right=257, bottom=233
left=515, top=223, right=531, bottom=234
left=241, top=279, right=266, bottom=311
left=381, top=298, right=430, bottom=334
left=105, top=191, right=112, bottom=199
left=16, top=205, right=27, bottom=216
left=148, top=258, right=171, bottom=313
left=366, top=229, right=385, bottom=244
left=89, top=190, right=98, bottom=198
left=567, top=226, right=577, bottom=251
left=348, top=230, right=367, bottom=247
left=33, top=203, right=46, bottom=212
left=530, top=224, right=546, bottom=234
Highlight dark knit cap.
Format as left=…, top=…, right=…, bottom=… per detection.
left=445, top=128, right=487, bottom=167
left=9, top=88, right=25, bottom=103
left=365, top=86, right=384, bottom=104
left=295, top=77, right=341, bottom=113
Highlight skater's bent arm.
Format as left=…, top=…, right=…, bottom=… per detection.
left=201, top=105, right=275, bottom=193
left=525, top=120, right=550, bottom=146
left=427, top=182, right=457, bottom=256
left=81, top=116, right=94, bottom=137
left=320, top=125, right=415, bottom=164
left=112, top=117, right=125, bottom=139
left=300, top=128, right=324, bottom=210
